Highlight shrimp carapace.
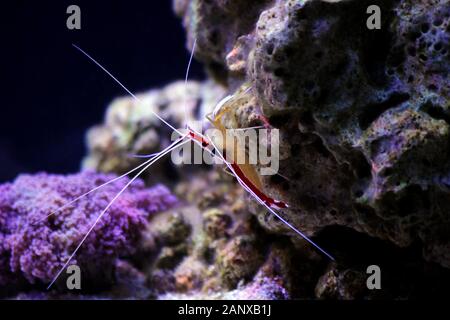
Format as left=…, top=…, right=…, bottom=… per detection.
left=207, top=83, right=264, bottom=191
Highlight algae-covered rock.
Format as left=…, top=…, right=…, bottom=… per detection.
left=175, top=0, right=450, bottom=269
left=83, top=80, right=225, bottom=180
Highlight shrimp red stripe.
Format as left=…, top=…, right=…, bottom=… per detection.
left=188, top=129, right=288, bottom=209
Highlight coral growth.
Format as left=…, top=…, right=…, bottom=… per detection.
left=0, top=171, right=177, bottom=292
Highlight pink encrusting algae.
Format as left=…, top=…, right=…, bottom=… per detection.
left=0, top=171, right=177, bottom=287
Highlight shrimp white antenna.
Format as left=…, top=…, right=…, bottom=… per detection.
left=72, top=44, right=182, bottom=135
left=127, top=152, right=159, bottom=159
left=205, top=133, right=335, bottom=261
left=184, top=38, right=197, bottom=129
left=47, top=136, right=190, bottom=289
left=34, top=154, right=162, bottom=225
left=42, top=44, right=185, bottom=226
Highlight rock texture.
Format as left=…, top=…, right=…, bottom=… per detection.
left=175, top=0, right=450, bottom=269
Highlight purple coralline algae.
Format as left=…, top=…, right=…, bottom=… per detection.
left=0, top=171, right=177, bottom=288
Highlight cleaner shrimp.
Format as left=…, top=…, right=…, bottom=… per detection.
left=44, top=42, right=334, bottom=289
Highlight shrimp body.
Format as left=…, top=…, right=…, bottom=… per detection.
left=188, top=127, right=288, bottom=210
left=188, top=83, right=289, bottom=210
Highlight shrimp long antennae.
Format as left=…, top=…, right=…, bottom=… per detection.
left=127, top=152, right=159, bottom=159
left=47, top=136, right=190, bottom=289
left=205, top=133, right=335, bottom=261
left=72, top=44, right=182, bottom=135
left=47, top=43, right=202, bottom=288
left=184, top=38, right=197, bottom=128
left=33, top=154, right=162, bottom=225
left=47, top=44, right=182, bottom=224
left=44, top=44, right=186, bottom=225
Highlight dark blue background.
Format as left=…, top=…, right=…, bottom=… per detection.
left=0, top=1, right=204, bottom=182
